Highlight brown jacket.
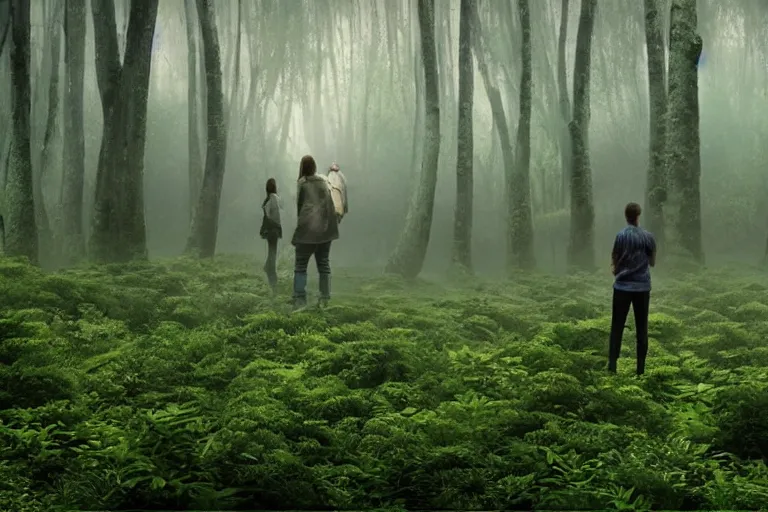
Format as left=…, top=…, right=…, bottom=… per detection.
left=291, top=175, right=339, bottom=245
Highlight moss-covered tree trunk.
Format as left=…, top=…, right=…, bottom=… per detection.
left=665, top=0, right=703, bottom=263
left=510, top=0, right=534, bottom=270
left=89, top=0, right=158, bottom=263
left=557, top=0, right=571, bottom=210
left=184, top=0, right=203, bottom=228
left=451, top=0, right=474, bottom=271
left=385, top=0, right=440, bottom=279
left=5, top=0, right=38, bottom=264
left=60, top=0, right=86, bottom=265
left=566, top=0, right=597, bottom=271
left=185, top=0, right=227, bottom=259
left=644, top=0, right=668, bottom=247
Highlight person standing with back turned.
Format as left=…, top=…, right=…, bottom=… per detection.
left=260, top=178, right=282, bottom=295
left=292, top=155, right=339, bottom=310
left=608, top=202, right=657, bottom=375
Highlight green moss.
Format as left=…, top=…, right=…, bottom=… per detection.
left=0, top=256, right=767, bottom=510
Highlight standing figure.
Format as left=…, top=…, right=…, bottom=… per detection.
left=260, top=178, right=282, bottom=294
left=292, top=155, right=339, bottom=310
left=326, top=162, right=348, bottom=224
left=608, top=202, right=657, bottom=375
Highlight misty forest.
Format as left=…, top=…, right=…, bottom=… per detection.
left=1, top=0, right=768, bottom=509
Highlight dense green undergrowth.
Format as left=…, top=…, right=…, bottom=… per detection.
left=1, top=255, right=768, bottom=511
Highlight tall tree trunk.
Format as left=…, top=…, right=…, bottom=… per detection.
left=5, top=0, right=38, bottom=263
left=89, top=0, right=158, bottom=263
left=665, top=0, right=703, bottom=263
left=557, top=0, right=571, bottom=210
left=408, top=24, right=424, bottom=186
left=60, top=0, right=86, bottom=265
left=472, top=9, right=515, bottom=270
left=510, top=0, right=535, bottom=269
left=37, top=1, right=61, bottom=261
left=360, top=8, right=379, bottom=170
left=644, top=0, right=668, bottom=246
left=184, top=0, right=203, bottom=227
left=452, top=0, right=474, bottom=271
left=185, top=0, right=227, bottom=259
left=385, top=0, right=440, bottom=279
left=566, top=0, right=597, bottom=270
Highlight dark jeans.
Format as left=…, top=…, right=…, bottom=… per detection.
left=608, top=289, right=650, bottom=375
left=293, top=241, right=332, bottom=303
left=264, top=238, right=278, bottom=292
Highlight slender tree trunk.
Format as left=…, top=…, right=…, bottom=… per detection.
left=225, top=0, right=242, bottom=122
left=185, top=0, right=227, bottom=258
left=360, top=6, right=380, bottom=169
left=452, top=0, right=474, bottom=271
left=557, top=0, right=571, bottom=210
left=37, top=2, right=61, bottom=261
left=89, top=0, right=158, bottom=263
left=184, top=0, right=203, bottom=227
left=566, top=0, right=597, bottom=270
left=60, top=0, right=86, bottom=265
left=665, top=0, right=703, bottom=263
left=644, top=0, right=668, bottom=246
left=385, top=0, right=440, bottom=279
left=510, top=0, right=534, bottom=269
left=5, top=0, right=38, bottom=263
left=408, top=25, right=423, bottom=185
left=473, top=8, right=515, bottom=270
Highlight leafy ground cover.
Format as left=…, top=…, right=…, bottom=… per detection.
left=1, top=255, right=768, bottom=511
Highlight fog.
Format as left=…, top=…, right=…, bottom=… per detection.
left=2, top=0, right=767, bottom=274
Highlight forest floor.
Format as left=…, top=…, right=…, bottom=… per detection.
left=1, top=255, right=768, bottom=511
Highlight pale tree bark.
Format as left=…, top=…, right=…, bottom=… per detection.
left=359, top=5, right=380, bottom=171
left=5, top=0, right=38, bottom=263
left=408, top=15, right=424, bottom=186
left=37, top=0, right=61, bottom=260
left=185, top=0, right=227, bottom=259
left=89, top=0, right=158, bottom=263
left=452, top=0, right=474, bottom=271
left=385, top=0, right=440, bottom=279
left=510, top=0, right=535, bottom=269
left=567, top=0, right=597, bottom=270
left=557, top=0, right=571, bottom=209
left=665, top=0, right=703, bottom=263
left=472, top=9, right=515, bottom=268
left=184, top=0, right=203, bottom=227
left=644, top=0, right=668, bottom=246
left=60, top=0, right=86, bottom=265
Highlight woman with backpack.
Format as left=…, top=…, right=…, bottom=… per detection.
left=291, top=155, right=339, bottom=310
left=260, top=178, right=282, bottom=294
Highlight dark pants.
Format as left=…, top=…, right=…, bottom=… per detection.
left=608, top=289, right=650, bottom=375
left=293, top=241, right=332, bottom=303
left=264, top=238, right=278, bottom=292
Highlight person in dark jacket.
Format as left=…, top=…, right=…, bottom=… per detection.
left=292, top=155, right=339, bottom=310
left=260, top=178, right=282, bottom=294
left=608, top=202, right=657, bottom=376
